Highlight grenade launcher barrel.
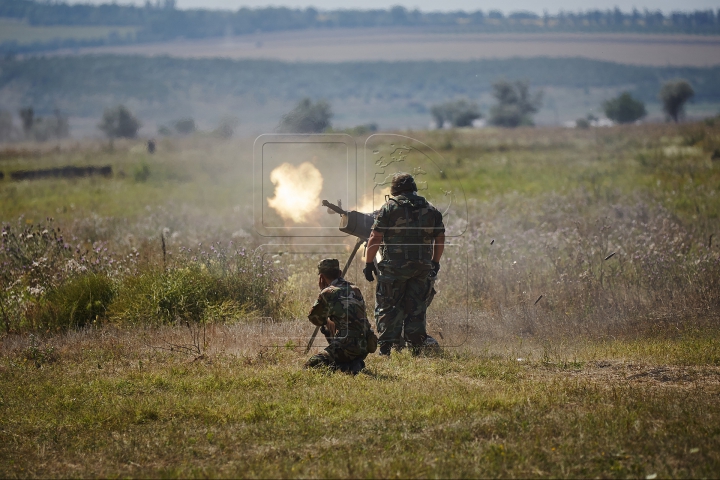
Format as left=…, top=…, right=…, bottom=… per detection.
left=321, top=200, right=375, bottom=240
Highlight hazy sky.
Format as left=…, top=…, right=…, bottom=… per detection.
left=67, top=1, right=720, bottom=14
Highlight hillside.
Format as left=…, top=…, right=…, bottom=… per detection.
left=1, top=55, right=719, bottom=135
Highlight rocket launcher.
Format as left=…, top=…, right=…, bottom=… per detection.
left=321, top=200, right=375, bottom=241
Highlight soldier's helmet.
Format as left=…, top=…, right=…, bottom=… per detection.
left=390, top=172, right=417, bottom=196
left=317, top=258, right=340, bottom=275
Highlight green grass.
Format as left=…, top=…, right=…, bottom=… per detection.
left=1, top=326, right=719, bottom=478
left=2, top=123, right=720, bottom=477
left=0, top=18, right=137, bottom=45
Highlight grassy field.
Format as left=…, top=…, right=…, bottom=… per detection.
left=63, top=29, right=720, bottom=67
left=1, top=121, right=720, bottom=477
left=0, top=18, right=137, bottom=45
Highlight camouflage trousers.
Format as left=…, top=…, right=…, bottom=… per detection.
left=374, top=261, right=433, bottom=348
left=305, top=333, right=368, bottom=370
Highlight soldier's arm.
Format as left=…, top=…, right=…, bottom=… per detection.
left=365, top=230, right=383, bottom=263
left=366, top=204, right=389, bottom=263
left=432, top=210, right=446, bottom=262
left=432, top=232, right=445, bottom=262
left=308, top=292, right=331, bottom=327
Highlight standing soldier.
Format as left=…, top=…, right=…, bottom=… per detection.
left=363, top=173, right=445, bottom=356
left=305, top=259, right=377, bottom=374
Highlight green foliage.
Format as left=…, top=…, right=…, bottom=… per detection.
left=28, top=273, right=114, bottom=331
left=277, top=98, right=332, bottom=133
left=431, top=99, right=481, bottom=128
left=660, top=79, right=695, bottom=123
left=133, top=161, right=150, bottom=182
left=603, top=92, right=647, bottom=124
left=489, top=80, right=542, bottom=127
left=98, top=104, right=141, bottom=139
left=213, top=115, right=239, bottom=139
left=108, top=251, right=282, bottom=326
left=173, top=117, right=196, bottom=135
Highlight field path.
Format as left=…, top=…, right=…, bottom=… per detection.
left=56, top=28, right=720, bottom=66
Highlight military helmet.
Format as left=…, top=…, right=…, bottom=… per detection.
left=391, top=172, right=417, bottom=196
left=317, top=258, right=340, bottom=275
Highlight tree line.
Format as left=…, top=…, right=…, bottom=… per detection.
left=2, top=0, right=720, bottom=54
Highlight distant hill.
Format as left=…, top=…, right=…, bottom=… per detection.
left=1, top=0, right=719, bottom=54
left=1, top=55, right=719, bottom=135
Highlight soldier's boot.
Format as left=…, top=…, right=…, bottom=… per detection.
left=378, top=342, right=392, bottom=356
left=348, top=357, right=366, bottom=375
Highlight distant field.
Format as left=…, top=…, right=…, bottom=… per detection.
left=0, top=18, right=137, bottom=45
left=58, top=29, right=720, bottom=67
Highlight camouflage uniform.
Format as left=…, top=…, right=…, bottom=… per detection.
left=372, top=191, right=444, bottom=349
left=305, top=260, right=373, bottom=372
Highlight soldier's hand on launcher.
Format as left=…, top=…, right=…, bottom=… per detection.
left=363, top=263, right=378, bottom=282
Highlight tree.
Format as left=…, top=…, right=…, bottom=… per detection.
left=98, top=105, right=141, bottom=139
left=488, top=80, right=543, bottom=128
left=173, top=117, right=196, bottom=135
left=19, top=107, right=34, bottom=135
left=431, top=99, right=481, bottom=128
left=603, top=92, right=647, bottom=124
left=660, top=79, right=694, bottom=123
left=278, top=98, right=332, bottom=133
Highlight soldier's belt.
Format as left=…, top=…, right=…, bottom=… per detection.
left=336, top=330, right=365, bottom=339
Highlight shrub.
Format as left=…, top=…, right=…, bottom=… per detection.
left=278, top=98, right=332, bottom=133
left=431, top=99, right=481, bottom=128
left=489, top=80, right=542, bottom=128
left=98, top=105, right=141, bottom=139
left=108, top=246, right=284, bottom=325
left=173, top=118, right=196, bottom=135
left=603, top=92, right=647, bottom=124
left=660, top=79, right=694, bottom=123
left=29, top=273, right=114, bottom=331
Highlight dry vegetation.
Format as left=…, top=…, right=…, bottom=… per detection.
left=1, top=121, right=719, bottom=477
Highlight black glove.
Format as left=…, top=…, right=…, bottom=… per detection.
left=431, top=261, right=440, bottom=277
left=363, top=263, right=378, bottom=282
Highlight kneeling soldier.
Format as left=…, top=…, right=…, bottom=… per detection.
left=305, top=258, right=378, bottom=374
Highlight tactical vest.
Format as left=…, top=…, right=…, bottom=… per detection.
left=381, top=194, right=439, bottom=262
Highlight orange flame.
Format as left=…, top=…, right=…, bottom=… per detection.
left=267, top=162, right=323, bottom=223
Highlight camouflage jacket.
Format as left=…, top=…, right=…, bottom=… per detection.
left=308, top=278, right=369, bottom=338
left=372, top=192, right=445, bottom=261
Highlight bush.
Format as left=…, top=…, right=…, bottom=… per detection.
left=29, top=273, right=114, bottom=331
left=660, top=79, right=694, bottom=123
left=173, top=118, right=196, bottom=135
left=488, top=80, right=542, bottom=128
left=214, top=116, right=240, bottom=139
left=278, top=98, right=332, bottom=133
left=431, top=99, right=481, bottom=128
left=133, top=161, right=150, bottom=182
left=603, top=92, right=646, bottom=124
left=108, top=247, right=284, bottom=325
left=98, top=105, right=141, bottom=139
